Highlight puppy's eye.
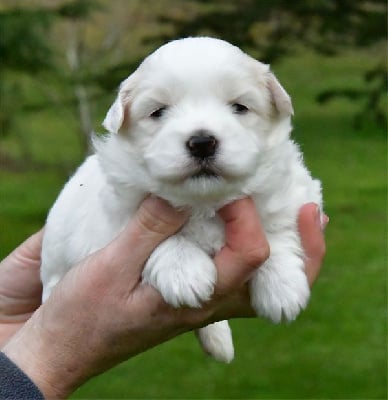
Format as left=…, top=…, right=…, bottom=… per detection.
left=150, top=106, right=167, bottom=119
left=231, top=103, right=249, bottom=115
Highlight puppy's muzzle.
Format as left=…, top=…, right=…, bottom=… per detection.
left=186, top=131, right=218, bottom=160
left=185, top=131, right=220, bottom=179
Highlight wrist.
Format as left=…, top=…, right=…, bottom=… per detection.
left=2, top=306, right=82, bottom=399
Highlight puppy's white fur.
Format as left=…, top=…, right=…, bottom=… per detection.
left=41, top=37, right=323, bottom=363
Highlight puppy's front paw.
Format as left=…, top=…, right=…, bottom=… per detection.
left=250, top=255, right=310, bottom=323
left=142, top=237, right=216, bottom=308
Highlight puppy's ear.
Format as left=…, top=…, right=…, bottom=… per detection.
left=103, top=96, right=128, bottom=133
left=267, top=72, right=294, bottom=117
left=103, top=76, right=134, bottom=134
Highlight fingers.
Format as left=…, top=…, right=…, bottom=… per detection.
left=298, top=203, right=328, bottom=286
left=0, top=229, right=44, bottom=320
left=214, top=198, right=270, bottom=295
left=97, top=196, right=189, bottom=277
left=2, top=229, right=44, bottom=271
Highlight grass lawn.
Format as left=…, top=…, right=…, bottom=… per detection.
left=0, top=49, right=386, bottom=399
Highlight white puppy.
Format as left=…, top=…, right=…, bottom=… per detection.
left=41, top=37, right=323, bottom=363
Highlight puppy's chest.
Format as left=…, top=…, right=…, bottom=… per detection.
left=180, top=215, right=224, bottom=256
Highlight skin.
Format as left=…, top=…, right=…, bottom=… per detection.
left=0, top=197, right=327, bottom=399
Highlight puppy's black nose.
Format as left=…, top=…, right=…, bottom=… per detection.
left=186, top=134, right=218, bottom=159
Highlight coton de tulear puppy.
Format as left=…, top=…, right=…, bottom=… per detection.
left=41, top=37, right=323, bottom=363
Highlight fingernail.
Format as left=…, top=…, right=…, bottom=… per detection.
left=314, top=205, right=329, bottom=231
left=321, top=214, right=329, bottom=231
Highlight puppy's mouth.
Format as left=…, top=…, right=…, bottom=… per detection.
left=191, top=167, right=219, bottom=179
left=190, top=161, right=221, bottom=180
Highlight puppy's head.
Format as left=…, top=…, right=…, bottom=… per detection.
left=101, top=37, right=293, bottom=205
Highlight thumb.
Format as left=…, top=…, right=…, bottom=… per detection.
left=2, top=229, right=44, bottom=271
left=97, top=196, right=189, bottom=277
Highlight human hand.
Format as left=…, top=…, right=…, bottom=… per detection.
left=1, top=198, right=326, bottom=398
left=0, top=229, right=44, bottom=346
left=299, top=203, right=328, bottom=286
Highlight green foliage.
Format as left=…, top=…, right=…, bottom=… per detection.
left=317, top=63, right=387, bottom=129
left=0, top=8, right=54, bottom=73
left=0, top=7, right=55, bottom=142
left=57, top=0, right=102, bottom=20
left=152, top=0, right=387, bottom=128
left=0, top=1, right=104, bottom=159
left=152, top=0, right=386, bottom=61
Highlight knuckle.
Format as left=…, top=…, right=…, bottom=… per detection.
left=136, top=210, right=172, bottom=237
left=243, top=241, right=270, bottom=268
left=135, top=207, right=179, bottom=238
left=135, top=197, right=188, bottom=238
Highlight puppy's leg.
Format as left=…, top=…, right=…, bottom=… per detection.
left=196, top=321, right=234, bottom=363
left=142, top=235, right=217, bottom=308
left=250, top=236, right=310, bottom=323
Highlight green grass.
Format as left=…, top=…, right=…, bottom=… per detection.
left=1, top=48, right=386, bottom=399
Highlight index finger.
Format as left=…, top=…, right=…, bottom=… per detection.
left=214, top=198, right=270, bottom=295
left=298, top=203, right=327, bottom=286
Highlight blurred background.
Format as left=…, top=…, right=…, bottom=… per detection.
left=0, top=0, right=386, bottom=398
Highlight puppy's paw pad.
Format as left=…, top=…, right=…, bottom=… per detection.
left=250, top=264, right=310, bottom=323
left=142, top=244, right=216, bottom=308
